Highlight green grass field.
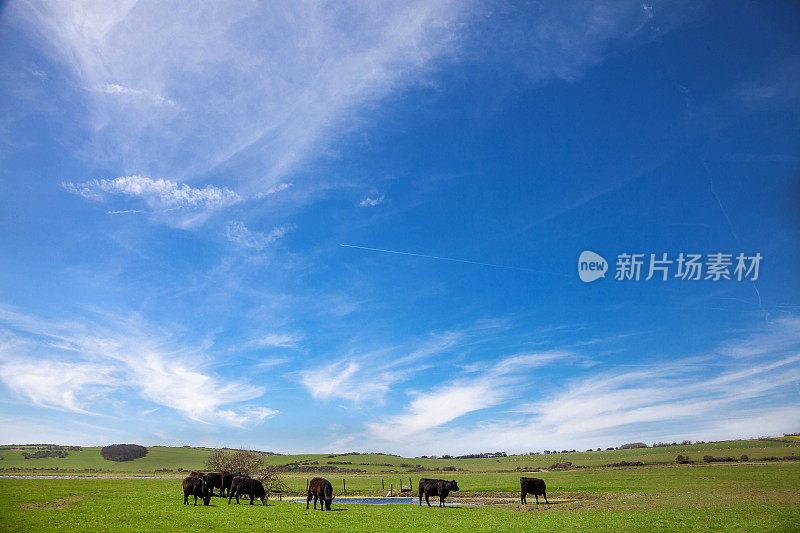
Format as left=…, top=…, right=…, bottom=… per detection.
left=1, top=463, right=799, bottom=532
left=1, top=439, right=799, bottom=531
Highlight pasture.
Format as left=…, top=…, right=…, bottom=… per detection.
left=2, top=439, right=799, bottom=530
left=1, top=462, right=799, bottom=531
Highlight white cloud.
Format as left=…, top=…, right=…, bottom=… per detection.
left=0, top=356, right=116, bottom=414
left=359, top=192, right=385, bottom=207
left=734, top=63, right=800, bottom=105
left=63, top=175, right=242, bottom=210
left=300, top=359, right=395, bottom=403
left=366, top=350, right=573, bottom=440
left=213, top=406, right=279, bottom=427
left=465, top=1, right=669, bottom=85
left=297, top=329, right=470, bottom=404
left=366, top=379, right=505, bottom=439
left=0, top=305, right=277, bottom=427
left=486, top=351, right=573, bottom=376
left=102, top=83, right=176, bottom=107
left=256, top=183, right=293, bottom=199
left=717, top=316, right=800, bottom=359
left=255, top=357, right=292, bottom=371
left=247, top=334, right=301, bottom=349
left=225, top=221, right=294, bottom=251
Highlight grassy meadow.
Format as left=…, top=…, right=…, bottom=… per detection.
left=0, top=463, right=799, bottom=532
left=1, top=439, right=799, bottom=531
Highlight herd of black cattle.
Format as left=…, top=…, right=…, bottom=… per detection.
left=182, top=472, right=549, bottom=509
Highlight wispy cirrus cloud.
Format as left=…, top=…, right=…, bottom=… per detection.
left=365, top=379, right=505, bottom=440
left=247, top=333, right=302, bottom=349
left=0, top=305, right=277, bottom=427
left=102, top=83, right=176, bottom=107
left=300, top=359, right=392, bottom=404
left=465, top=1, right=681, bottom=85
left=297, top=326, right=501, bottom=404
left=256, top=183, right=293, bottom=199
left=225, top=221, right=295, bottom=251
left=361, top=316, right=800, bottom=454
left=366, top=350, right=573, bottom=439
left=8, top=1, right=675, bottom=193
left=10, top=1, right=470, bottom=188
left=0, top=354, right=117, bottom=415
left=254, top=357, right=292, bottom=371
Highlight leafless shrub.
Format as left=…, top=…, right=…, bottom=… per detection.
left=205, top=449, right=266, bottom=475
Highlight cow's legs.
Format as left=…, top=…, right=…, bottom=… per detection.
left=184, top=493, right=188, bottom=505
left=543, top=492, right=549, bottom=504
left=425, top=494, right=431, bottom=507
left=440, top=496, right=445, bottom=507
left=193, top=494, right=198, bottom=506
left=306, top=495, right=311, bottom=509
left=521, top=491, right=526, bottom=505
left=419, top=492, right=423, bottom=506
left=250, top=493, right=254, bottom=505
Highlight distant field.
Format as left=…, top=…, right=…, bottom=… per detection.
left=1, top=439, right=798, bottom=475
left=0, top=463, right=798, bottom=532
left=0, top=446, right=215, bottom=473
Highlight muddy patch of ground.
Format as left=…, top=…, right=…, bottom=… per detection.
left=19, top=495, right=85, bottom=510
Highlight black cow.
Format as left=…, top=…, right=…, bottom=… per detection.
left=306, top=477, right=334, bottom=511
left=418, top=478, right=459, bottom=507
left=204, top=472, right=222, bottom=496
left=520, top=477, right=549, bottom=504
left=222, top=473, right=249, bottom=498
left=182, top=476, right=211, bottom=506
left=228, top=477, right=267, bottom=505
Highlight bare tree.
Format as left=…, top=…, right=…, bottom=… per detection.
left=205, top=449, right=267, bottom=475
left=257, top=465, right=288, bottom=497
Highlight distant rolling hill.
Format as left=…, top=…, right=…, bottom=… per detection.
left=0, top=438, right=797, bottom=475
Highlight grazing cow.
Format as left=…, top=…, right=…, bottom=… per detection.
left=306, top=477, right=334, bottom=511
left=182, top=476, right=211, bottom=506
left=520, top=477, right=549, bottom=504
left=418, top=478, right=459, bottom=507
left=222, top=473, right=249, bottom=498
left=228, top=477, right=268, bottom=505
left=204, top=472, right=222, bottom=496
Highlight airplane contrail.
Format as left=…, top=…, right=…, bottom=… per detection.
left=339, top=244, right=569, bottom=277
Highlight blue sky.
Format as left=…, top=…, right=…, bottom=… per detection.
left=0, top=1, right=799, bottom=455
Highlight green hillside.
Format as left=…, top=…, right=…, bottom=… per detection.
left=1, top=438, right=797, bottom=475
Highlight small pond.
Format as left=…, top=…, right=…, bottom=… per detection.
left=286, top=497, right=420, bottom=505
